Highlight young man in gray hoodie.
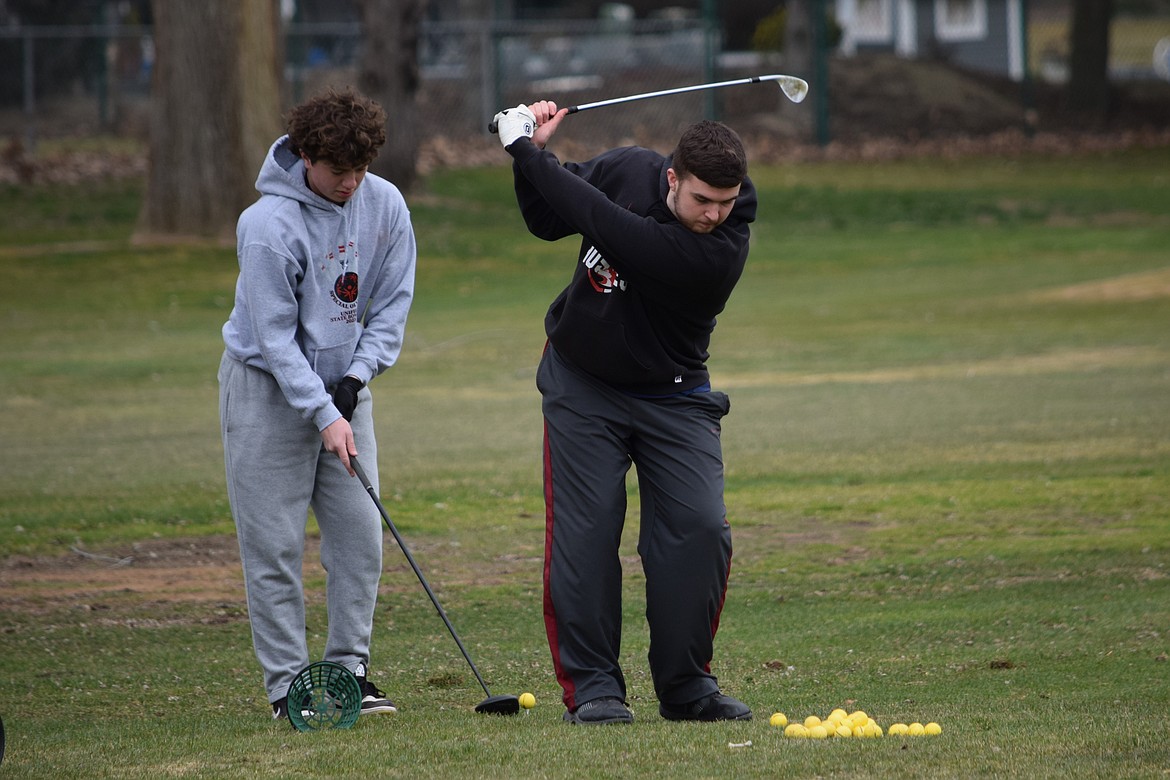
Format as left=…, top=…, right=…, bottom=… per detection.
left=218, top=87, right=416, bottom=723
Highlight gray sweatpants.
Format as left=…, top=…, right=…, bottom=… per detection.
left=536, top=346, right=734, bottom=712
left=218, top=353, right=383, bottom=704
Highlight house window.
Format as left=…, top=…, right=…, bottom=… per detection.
left=935, top=0, right=987, bottom=41
left=852, top=0, right=893, bottom=43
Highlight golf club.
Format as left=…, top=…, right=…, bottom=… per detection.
left=489, top=73, right=808, bottom=133
left=350, top=455, right=521, bottom=716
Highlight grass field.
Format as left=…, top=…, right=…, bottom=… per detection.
left=1, top=146, right=1169, bottom=778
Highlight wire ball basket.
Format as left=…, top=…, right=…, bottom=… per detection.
left=286, top=662, right=362, bottom=732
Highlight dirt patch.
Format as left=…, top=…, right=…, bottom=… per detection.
left=0, top=535, right=252, bottom=616
left=0, top=532, right=539, bottom=618
left=1028, top=267, right=1170, bottom=303
left=423, top=54, right=1170, bottom=172
left=719, top=346, right=1169, bottom=389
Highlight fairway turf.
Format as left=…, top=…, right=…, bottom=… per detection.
left=1, top=148, right=1168, bottom=778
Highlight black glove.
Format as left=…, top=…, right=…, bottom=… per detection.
left=331, top=376, right=364, bottom=422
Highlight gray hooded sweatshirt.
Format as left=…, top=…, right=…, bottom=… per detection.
left=222, top=135, right=416, bottom=431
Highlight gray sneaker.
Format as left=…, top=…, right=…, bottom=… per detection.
left=563, top=696, right=634, bottom=725
left=659, top=692, right=752, bottom=722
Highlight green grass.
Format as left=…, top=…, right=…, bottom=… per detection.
left=1, top=147, right=1169, bottom=778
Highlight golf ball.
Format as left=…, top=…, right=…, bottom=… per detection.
left=519, top=692, right=536, bottom=709
left=924, top=722, right=942, bottom=735
left=769, top=712, right=788, bottom=727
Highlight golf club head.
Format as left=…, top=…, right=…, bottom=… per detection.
left=475, top=694, right=521, bottom=716
left=765, top=74, right=809, bottom=104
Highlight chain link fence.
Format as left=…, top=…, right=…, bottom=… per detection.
left=1, top=6, right=1168, bottom=156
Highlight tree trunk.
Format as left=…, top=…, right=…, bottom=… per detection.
left=138, top=0, right=283, bottom=243
left=784, top=0, right=815, bottom=140
left=356, top=0, right=424, bottom=194
left=1067, top=0, right=1113, bottom=120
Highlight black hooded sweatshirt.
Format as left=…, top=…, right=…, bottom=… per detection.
left=508, top=136, right=757, bottom=396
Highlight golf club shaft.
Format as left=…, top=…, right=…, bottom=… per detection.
left=567, top=74, right=803, bottom=113
left=350, top=456, right=494, bottom=699
left=488, top=73, right=806, bottom=133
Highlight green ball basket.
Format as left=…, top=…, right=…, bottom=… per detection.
left=287, top=662, right=362, bottom=733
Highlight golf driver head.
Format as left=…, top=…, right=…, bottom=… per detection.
left=475, top=694, right=521, bottom=716
left=286, top=661, right=363, bottom=732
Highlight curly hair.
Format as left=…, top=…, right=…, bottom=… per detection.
left=285, top=87, right=387, bottom=169
left=670, top=120, right=747, bottom=189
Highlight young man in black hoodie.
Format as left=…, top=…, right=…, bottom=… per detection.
left=495, top=101, right=756, bottom=725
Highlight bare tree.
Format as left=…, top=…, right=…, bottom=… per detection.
left=1067, top=0, right=1113, bottom=120
left=355, top=0, right=425, bottom=193
left=138, top=0, right=283, bottom=242
left=784, top=0, right=815, bottom=140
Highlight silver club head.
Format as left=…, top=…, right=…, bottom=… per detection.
left=762, top=74, right=809, bottom=104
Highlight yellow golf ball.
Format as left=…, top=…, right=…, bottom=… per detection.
left=784, top=723, right=808, bottom=738
left=835, top=725, right=853, bottom=738
left=808, top=724, right=830, bottom=739
left=803, top=715, right=822, bottom=729
left=888, top=723, right=909, bottom=736
left=518, top=692, right=536, bottom=709
left=908, top=722, right=926, bottom=736
left=924, top=722, right=942, bottom=735
left=769, top=712, right=788, bottom=728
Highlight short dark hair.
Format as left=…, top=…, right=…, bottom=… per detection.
left=670, top=120, right=747, bottom=189
left=286, top=87, right=387, bottom=169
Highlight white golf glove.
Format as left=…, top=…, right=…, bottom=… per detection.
left=493, top=104, right=537, bottom=149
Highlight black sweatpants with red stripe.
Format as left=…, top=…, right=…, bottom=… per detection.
left=537, top=345, right=734, bottom=713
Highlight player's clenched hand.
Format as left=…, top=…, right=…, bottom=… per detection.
left=321, top=417, right=357, bottom=476
left=528, top=100, right=569, bottom=149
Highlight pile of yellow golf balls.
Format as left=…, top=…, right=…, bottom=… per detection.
left=768, top=708, right=942, bottom=739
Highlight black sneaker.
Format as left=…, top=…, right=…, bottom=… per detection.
left=354, top=666, right=397, bottom=715
left=563, top=696, right=634, bottom=725
left=659, top=692, right=752, bottom=722
left=273, top=694, right=314, bottom=727
left=272, top=697, right=288, bottom=720
left=271, top=696, right=301, bottom=730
